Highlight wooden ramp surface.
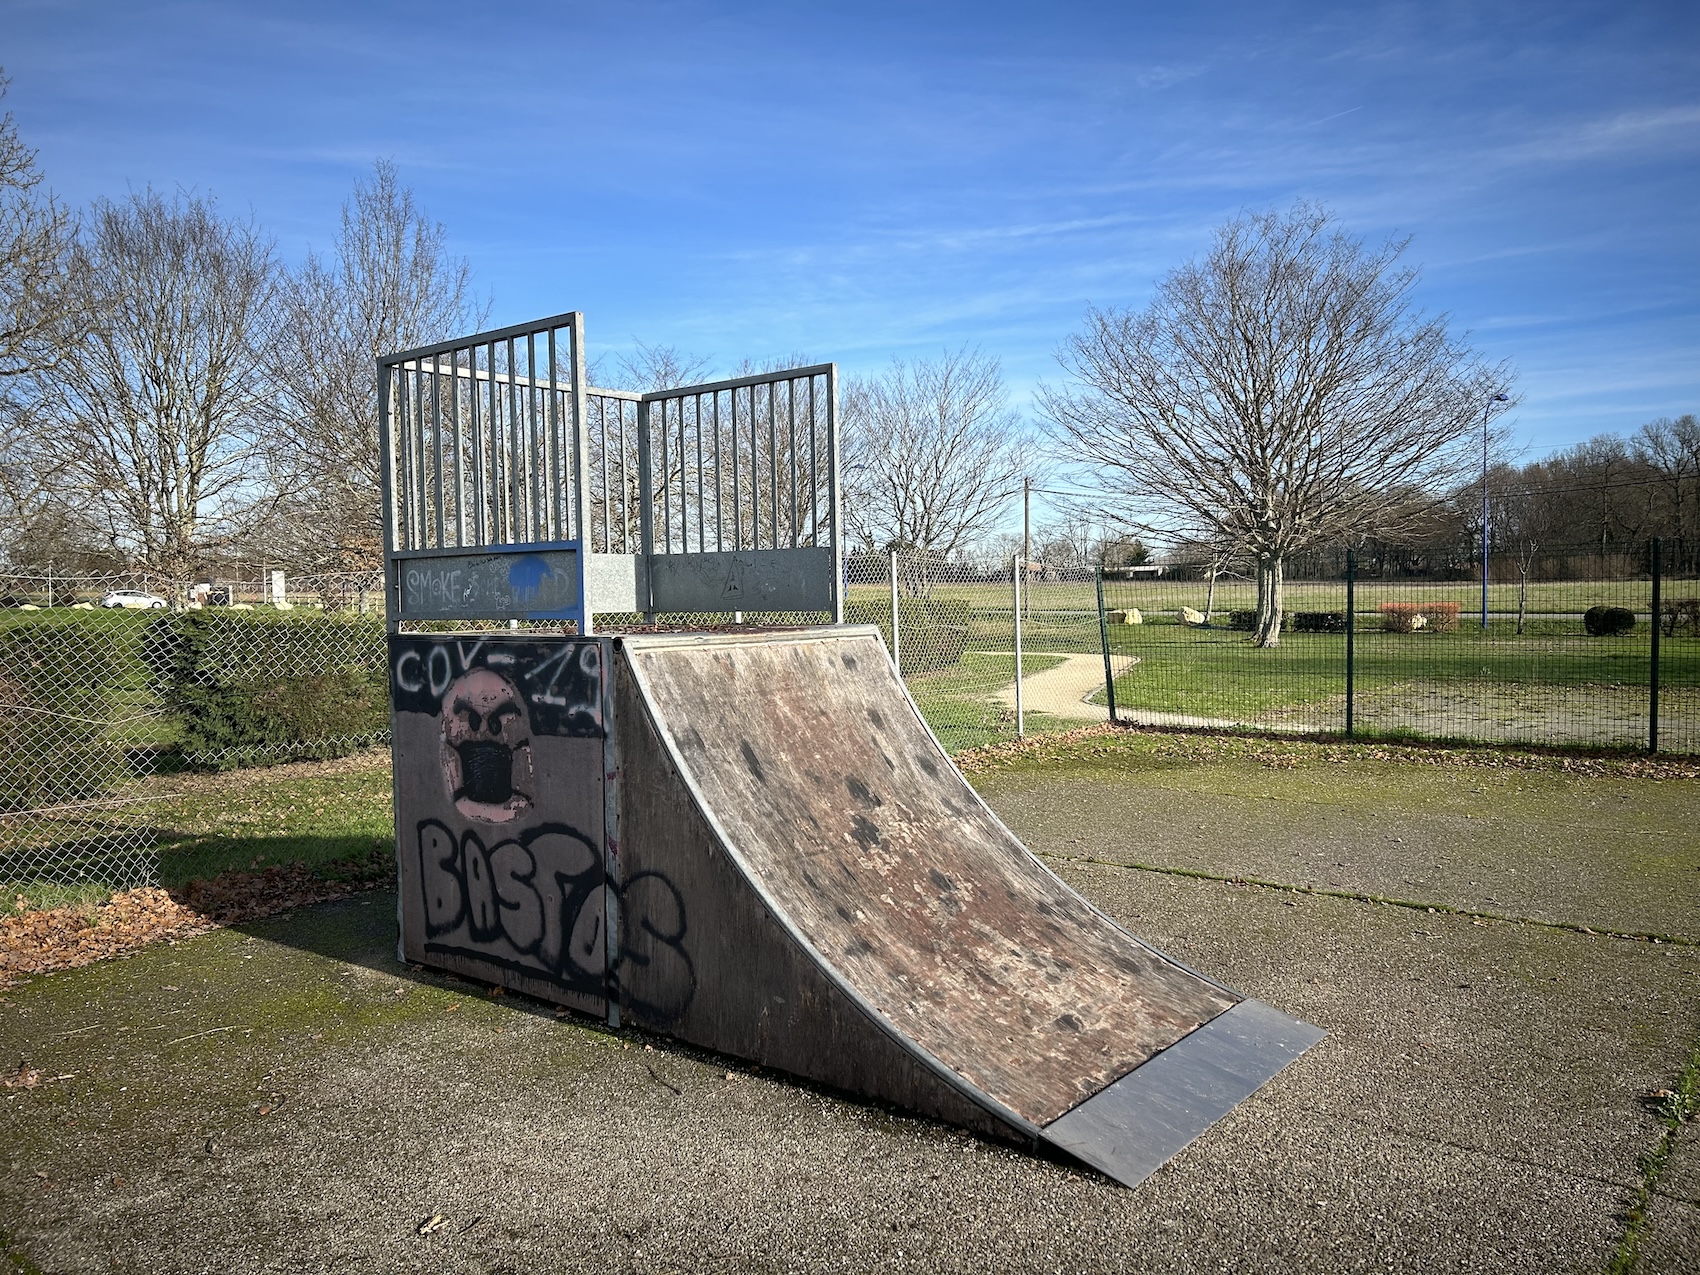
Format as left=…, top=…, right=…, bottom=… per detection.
left=622, top=628, right=1315, bottom=1155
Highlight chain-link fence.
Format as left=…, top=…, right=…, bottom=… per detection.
left=6, top=540, right=1693, bottom=908
left=844, top=552, right=1104, bottom=753
left=1100, top=539, right=1696, bottom=752
left=1, top=604, right=389, bottom=905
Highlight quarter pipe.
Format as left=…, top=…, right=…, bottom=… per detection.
left=390, top=625, right=1322, bottom=1188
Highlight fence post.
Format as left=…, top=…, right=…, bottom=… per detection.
left=1095, top=567, right=1118, bottom=724
left=1345, top=548, right=1356, bottom=738
left=1012, top=554, right=1024, bottom=739
left=889, top=549, right=901, bottom=675
left=1650, top=536, right=1662, bottom=754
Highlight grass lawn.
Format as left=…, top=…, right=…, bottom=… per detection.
left=1094, top=617, right=1698, bottom=748
left=3, top=751, right=395, bottom=916
left=906, top=651, right=1072, bottom=752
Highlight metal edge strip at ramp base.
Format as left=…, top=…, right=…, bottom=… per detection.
left=615, top=625, right=1326, bottom=1190
left=1042, top=999, right=1327, bottom=1188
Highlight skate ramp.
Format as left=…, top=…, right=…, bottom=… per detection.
left=614, top=627, right=1322, bottom=1186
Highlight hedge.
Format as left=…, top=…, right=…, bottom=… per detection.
left=151, top=612, right=391, bottom=770
left=1226, top=610, right=1292, bottom=633
left=1291, top=611, right=1347, bottom=633
left=0, top=613, right=148, bottom=811
left=1583, top=605, right=1636, bottom=637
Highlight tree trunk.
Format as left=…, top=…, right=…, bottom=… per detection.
left=1203, top=566, right=1218, bottom=622
left=1516, top=569, right=1529, bottom=635
left=1253, top=555, right=1284, bottom=647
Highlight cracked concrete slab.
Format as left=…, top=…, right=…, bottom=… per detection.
left=976, top=762, right=1700, bottom=940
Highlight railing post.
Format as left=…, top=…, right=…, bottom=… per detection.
left=637, top=397, right=655, bottom=624
left=1095, top=567, right=1118, bottom=724
left=1013, top=554, right=1024, bottom=739
left=889, top=549, right=901, bottom=675
left=1345, top=548, right=1356, bottom=738
left=1650, top=537, right=1662, bottom=754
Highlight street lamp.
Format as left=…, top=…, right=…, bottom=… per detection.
left=1480, top=392, right=1511, bottom=631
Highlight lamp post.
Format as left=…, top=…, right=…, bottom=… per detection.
left=1480, top=393, right=1510, bottom=631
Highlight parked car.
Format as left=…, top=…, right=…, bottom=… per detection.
left=98, top=590, right=168, bottom=610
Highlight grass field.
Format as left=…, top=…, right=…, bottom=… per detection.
left=847, top=575, right=1696, bottom=617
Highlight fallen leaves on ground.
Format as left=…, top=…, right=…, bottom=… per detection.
left=2, top=1063, right=42, bottom=1089
left=0, top=856, right=395, bottom=989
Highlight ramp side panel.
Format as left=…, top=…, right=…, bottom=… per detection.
left=391, top=635, right=608, bottom=1017
left=622, top=629, right=1238, bottom=1128
left=612, top=656, right=1021, bottom=1142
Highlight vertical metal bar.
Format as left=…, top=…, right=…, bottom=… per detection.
left=507, top=337, right=523, bottom=542
left=376, top=361, right=400, bottom=633
left=486, top=342, right=501, bottom=541
left=827, top=365, right=843, bottom=623
left=527, top=332, right=543, bottom=542
left=889, top=549, right=900, bottom=674
left=638, top=397, right=656, bottom=623
left=1013, top=553, right=1024, bottom=738
left=618, top=401, right=629, bottom=552
left=410, top=363, right=425, bottom=548
left=599, top=399, right=611, bottom=553
left=548, top=326, right=562, bottom=541
left=1096, top=568, right=1117, bottom=724
left=469, top=346, right=485, bottom=543
left=449, top=349, right=464, bottom=547
left=395, top=365, right=413, bottom=550
left=742, top=386, right=753, bottom=552
left=694, top=394, right=705, bottom=554
left=713, top=390, right=724, bottom=553
left=669, top=394, right=683, bottom=554
left=808, top=375, right=818, bottom=544
left=788, top=377, right=799, bottom=548
left=658, top=398, right=671, bottom=553
left=1346, top=548, right=1356, bottom=738
left=567, top=316, right=591, bottom=634
left=430, top=354, right=445, bottom=549
left=1650, top=537, right=1662, bottom=753
left=768, top=380, right=780, bottom=551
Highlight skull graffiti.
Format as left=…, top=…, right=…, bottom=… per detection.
left=440, top=669, right=535, bottom=823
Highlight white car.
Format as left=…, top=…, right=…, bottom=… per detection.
left=98, top=590, right=168, bottom=610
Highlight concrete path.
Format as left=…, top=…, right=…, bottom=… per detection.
left=1, top=752, right=1695, bottom=1273
left=994, top=651, right=1324, bottom=733
left=993, top=651, right=1137, bottom=721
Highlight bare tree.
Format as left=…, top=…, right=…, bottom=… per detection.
left=1634, top=414, right=1700, bottom=569
left=1042, top=203, right=1515, bottom=645
left=842, top=348, right=1029, bottom=571
left=27, top=190, right=281, bottom=581
left=269, top=160, right=483, bottom=569
left=0, top=72, right=79, bottom=383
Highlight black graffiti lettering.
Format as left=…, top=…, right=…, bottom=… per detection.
left=416, top=820, right=605, bottom=991
left=417, top=820, right=464, bottom=937
left=463, top=833, right=502, bottom=943
left=619, top=871, right=696, bottom=1027
left=489, top=839, right=542, bottom=953
left=526, top=826, right=599, bottom=971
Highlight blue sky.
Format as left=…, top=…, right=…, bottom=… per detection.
left=5, top=0, right=1697, bottom=508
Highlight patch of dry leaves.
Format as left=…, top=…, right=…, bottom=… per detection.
left=0, top=857, right=394, bottom=989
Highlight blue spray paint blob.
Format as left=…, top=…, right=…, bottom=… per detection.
left=508, top=554, right=554, bottom=601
